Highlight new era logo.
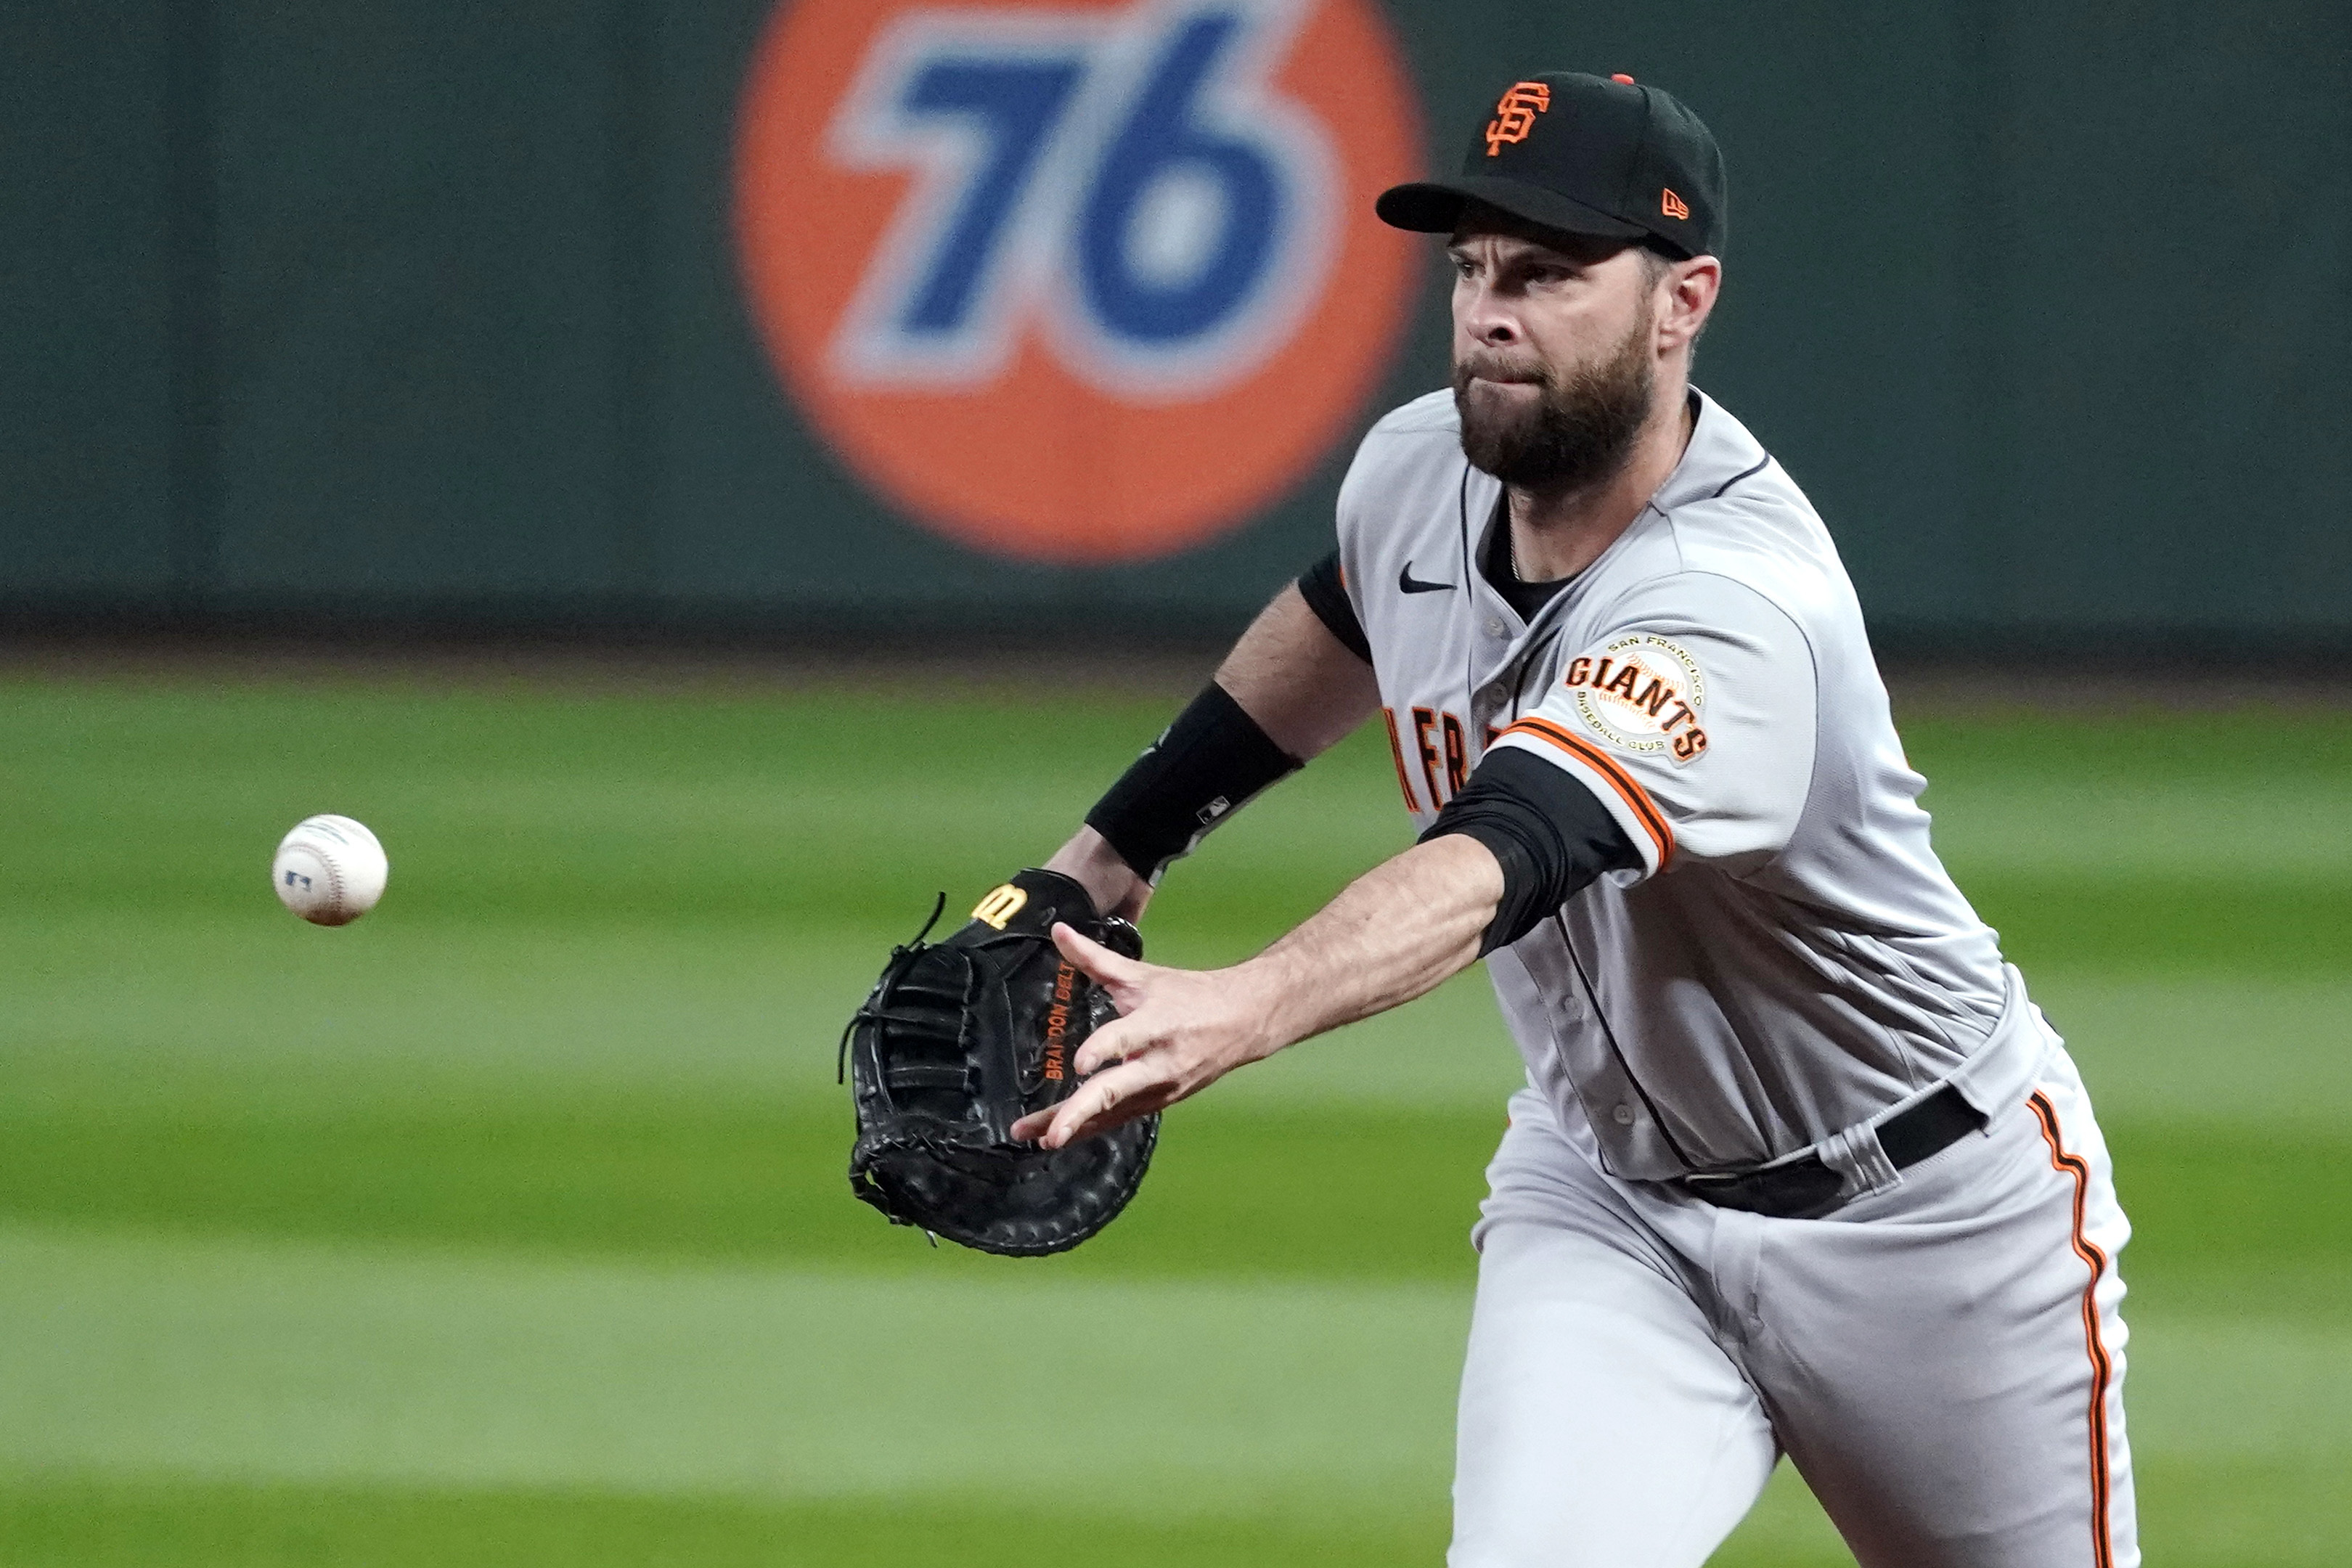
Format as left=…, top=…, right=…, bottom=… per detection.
left=1661, top=187, right=1691, bottom=220
left=1485, top=81, right=1550, bottom=157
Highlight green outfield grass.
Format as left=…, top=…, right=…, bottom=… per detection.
left=1, top=669, right=2346, bottom=1566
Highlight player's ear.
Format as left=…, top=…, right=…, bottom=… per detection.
left=1659, top=255, right=1720, bottom=352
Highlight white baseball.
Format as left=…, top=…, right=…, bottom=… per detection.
left=272, top=814, right=389, bottom=926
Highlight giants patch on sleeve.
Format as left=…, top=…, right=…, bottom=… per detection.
left=1561, top=635, right=1710, bottom=765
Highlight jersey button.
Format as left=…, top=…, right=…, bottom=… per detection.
left=1612, top=1103, right=1636, bottom=1126
left=1485, top=618, right=1508, bottom=638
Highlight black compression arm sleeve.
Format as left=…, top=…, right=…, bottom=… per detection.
left=1086, top=682, right=1302, bottom=883
left=1419, top=748, right=1642, bottom=955
left=1296, top=549, right=1371, bottom=663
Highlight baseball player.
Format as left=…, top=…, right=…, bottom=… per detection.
left=1012, top=71, right=2135, bottom=1566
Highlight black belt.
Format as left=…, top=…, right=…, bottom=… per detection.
left=1673, top=1085, right=1988, bottom=1219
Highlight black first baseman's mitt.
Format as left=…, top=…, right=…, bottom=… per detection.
left=841, top=867, right=1158, bottom=1256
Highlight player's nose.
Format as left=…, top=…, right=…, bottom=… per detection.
left=1456, top=284, right=1522, bottom=346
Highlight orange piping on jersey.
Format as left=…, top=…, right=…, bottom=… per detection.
left=1495, top=717, right=1675, bottom=870
left=2028, top=1091, right=2118, bottom=1568
left=1380, top=708, right=1423, bottom=812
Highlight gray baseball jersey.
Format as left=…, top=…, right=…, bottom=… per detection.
left=1330, top=386, right=2136, bottom=1566
left=1337, top=386, right=2045, bottom=1187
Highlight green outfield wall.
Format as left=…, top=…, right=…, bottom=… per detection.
left=4, top=1, right=2345, bottom=648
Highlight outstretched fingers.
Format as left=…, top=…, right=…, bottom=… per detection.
left=1033, top=1057, right=1171, bottom=1148
left=1008, top=1015, right=1174, bottom=1147
left=1053, top=922, right=1146, bottom=1007
left=1009, top=933, right=1258, bottom=1148
left=1071, top=1010, right=1143, bottom=1078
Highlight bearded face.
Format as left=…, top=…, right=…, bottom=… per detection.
left=1453, top=303, right=1657, bottom=494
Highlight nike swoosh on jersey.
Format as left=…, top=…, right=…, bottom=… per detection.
left=1399, top=563, right=1453, bottom=594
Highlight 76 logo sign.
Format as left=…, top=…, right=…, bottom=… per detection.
left=824, top=0, right=1338, bottom=398
left=734, top=0, right=1418, bottom=562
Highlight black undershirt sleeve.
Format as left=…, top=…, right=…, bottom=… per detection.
left=1086, top=682, right=1302, bottom=884
left=1419, top=748, right=1642, bottom=955
left=1295, top=549, right=1371, bottom=663
left=1084, top=549, right=1368, bottom=887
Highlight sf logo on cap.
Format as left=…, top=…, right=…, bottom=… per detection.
left=1485, top=81, right=1551, bottom=157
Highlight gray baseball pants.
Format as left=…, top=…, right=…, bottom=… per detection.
left=1450, top=1045, right=2135, bottom=1567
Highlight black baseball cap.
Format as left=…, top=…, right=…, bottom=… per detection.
left=1377, top=71, right=1726, bottom=260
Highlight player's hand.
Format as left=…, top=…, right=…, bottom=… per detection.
left=1008, top=921, right=1281, bottom=1148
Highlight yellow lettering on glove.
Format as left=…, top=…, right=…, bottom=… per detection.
left=971, top=883, right=1028, bottom=929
